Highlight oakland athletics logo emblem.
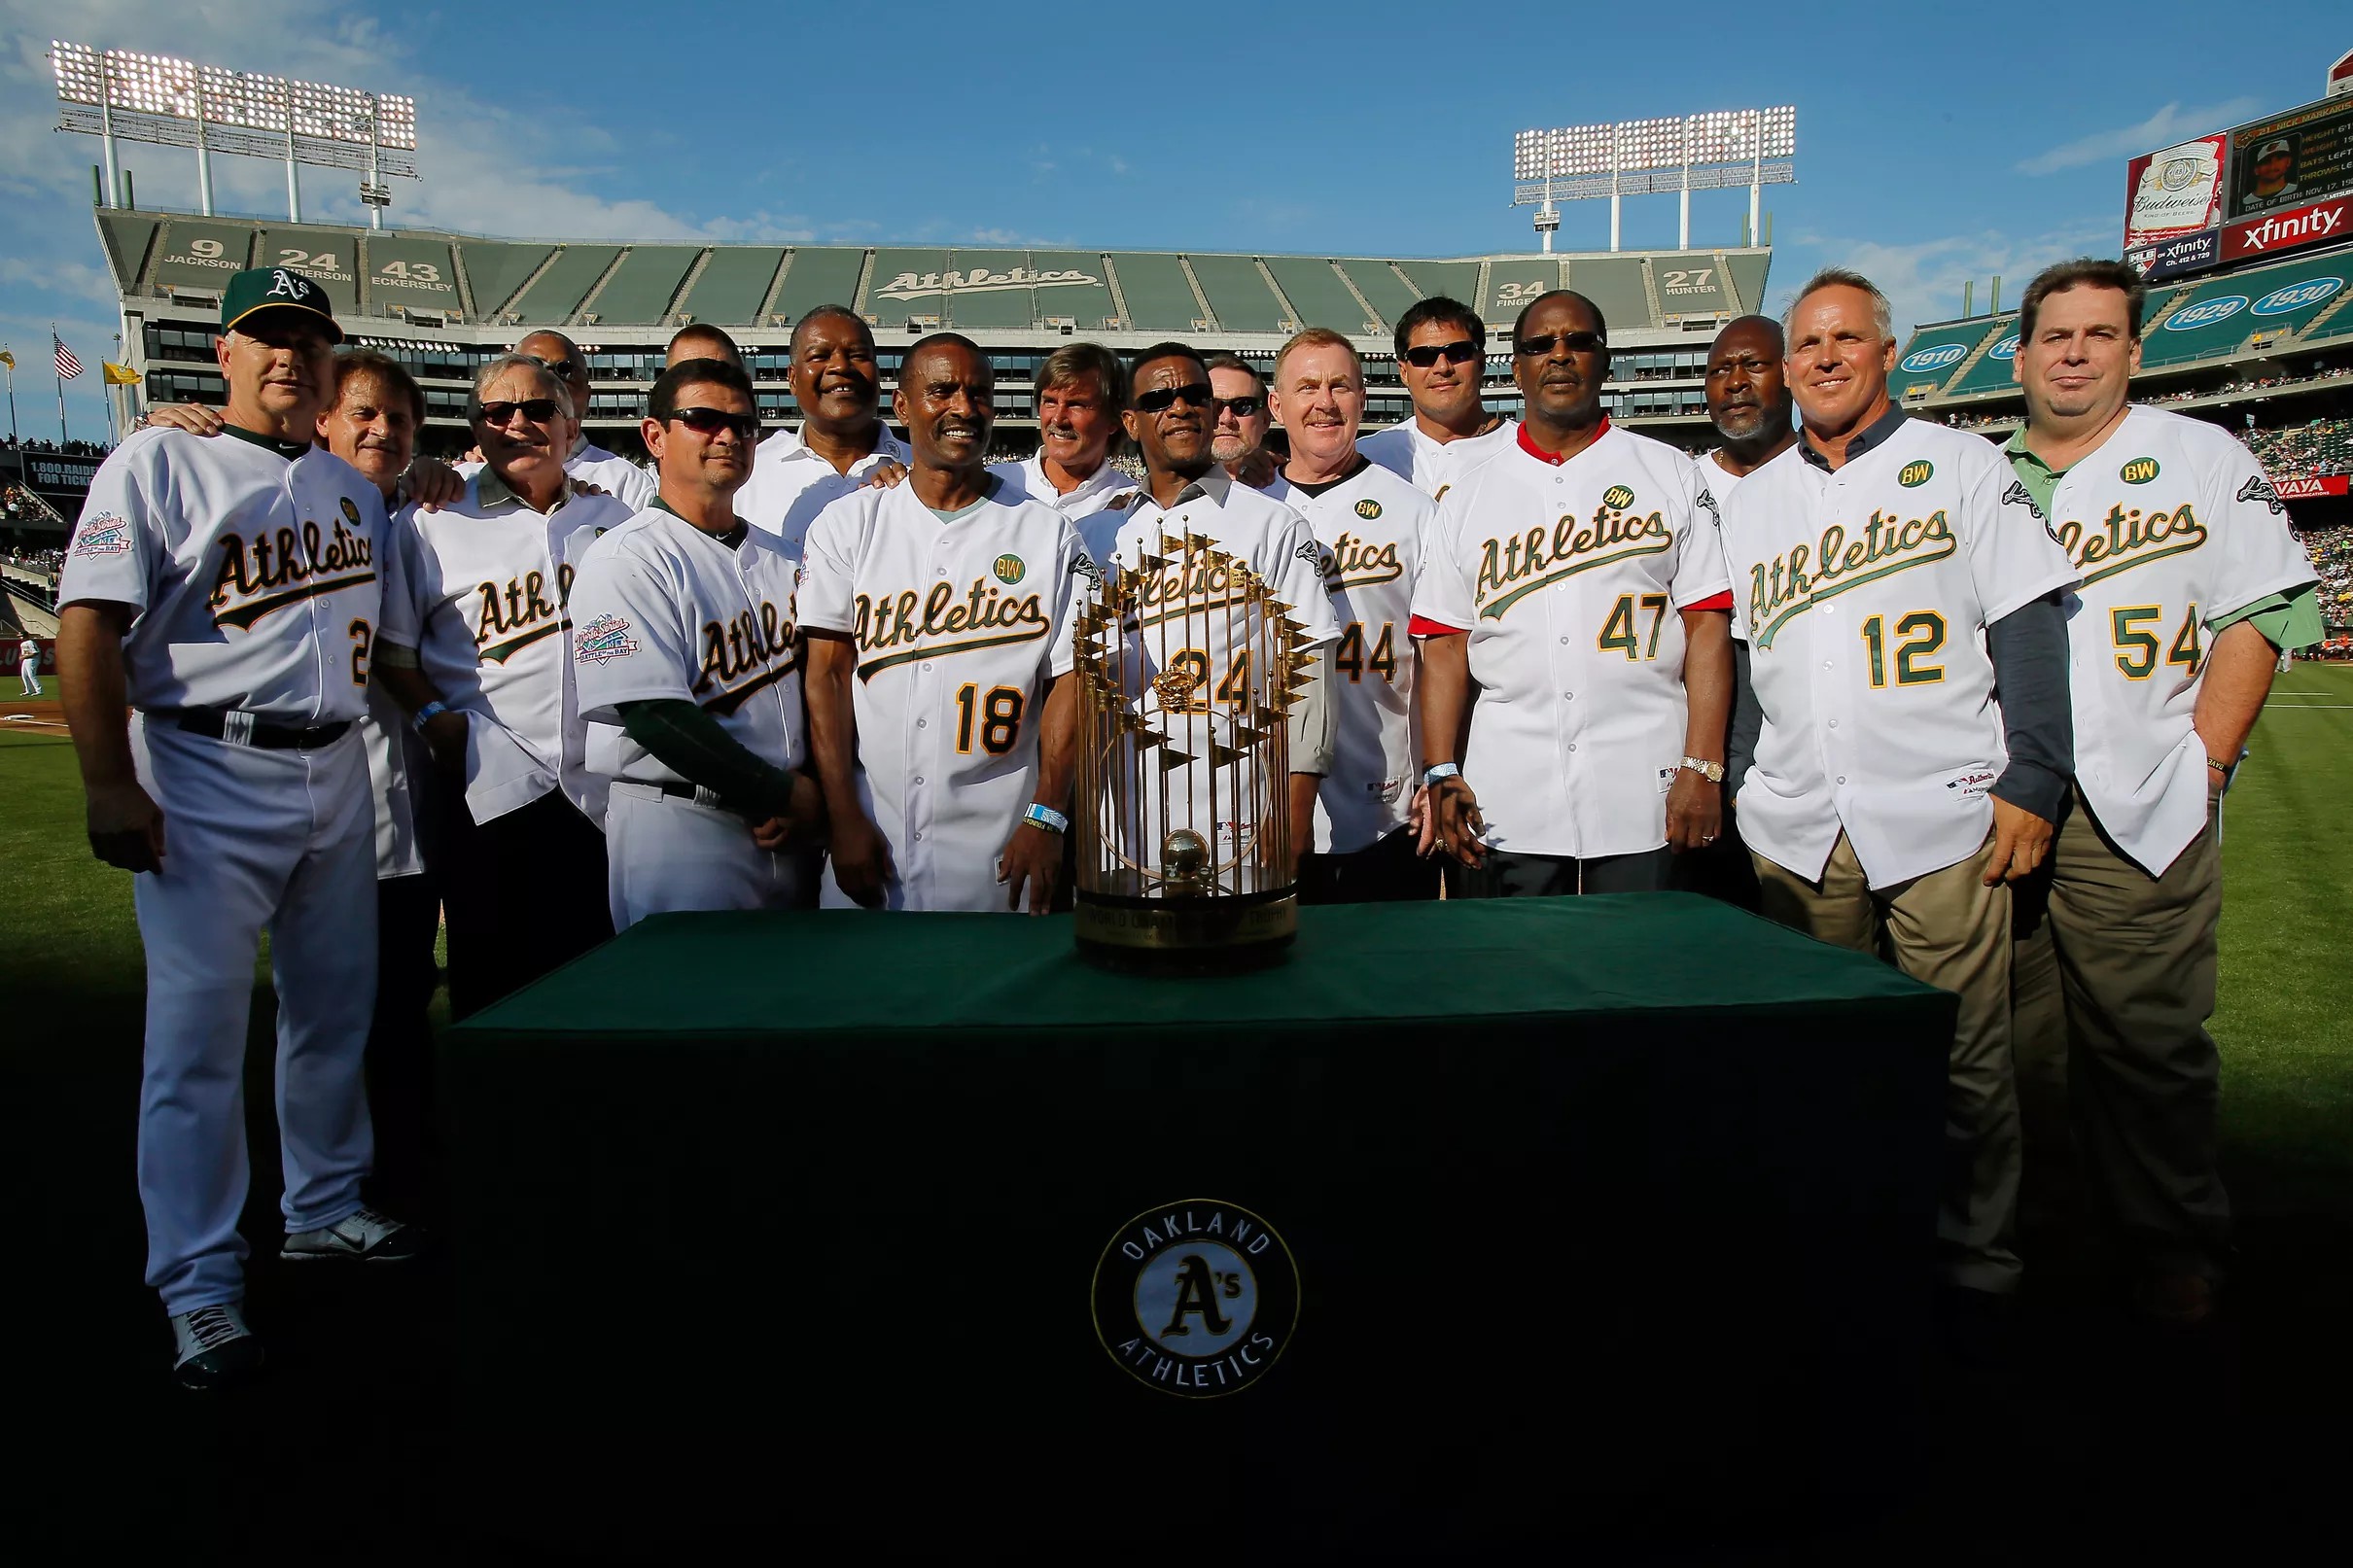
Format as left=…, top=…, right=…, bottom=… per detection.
left=1093, top=1200, right=1300, bottom=1398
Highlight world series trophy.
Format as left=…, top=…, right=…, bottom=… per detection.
left=1071, top=530, right=1317, bottom=972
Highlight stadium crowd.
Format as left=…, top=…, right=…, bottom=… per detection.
left=2301, top=524, right=2353, bottom=627
left=2245, top=417, right=2353, bottom=478
left=0, top=435, right=111, bottom=456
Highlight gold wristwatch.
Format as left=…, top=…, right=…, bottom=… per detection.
left=1680, top=756, right=1726, bottom=784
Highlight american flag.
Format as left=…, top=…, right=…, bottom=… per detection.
left=54, top=337, right=83, bottom=381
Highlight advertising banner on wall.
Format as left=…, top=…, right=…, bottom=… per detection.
left=2125, top=228, right=2223, bottom=280
left=2228, top=95, right=2353, bottom=220
left=2220, top=192, right=2353, bottom=261
left=2125, top=134, right=2230, bottom=249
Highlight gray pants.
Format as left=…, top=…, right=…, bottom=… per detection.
left=2012, top=787, right=2227, bottom=1280
left=1754, top=830, right=2019, bottom=1295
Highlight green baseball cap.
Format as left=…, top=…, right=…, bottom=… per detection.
left=221, top=265, right=344, bottom=343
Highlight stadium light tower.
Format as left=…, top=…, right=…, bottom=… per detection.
left=51, top=42, right=419, bottom=228
left=1513, top=107, right=1796, bottom=253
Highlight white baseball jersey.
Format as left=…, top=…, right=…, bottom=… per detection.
left=988, top=452, right=1141, bottom=565
left=1360, top=418, right=1519, bottom=505
left=358, top=687, right=426, bottom=880
left=18, top=638, right=36, bottom=669
left=569, top=504, right=807, bottom=787
left=1720, top=418, right=2078, bottom=889
left=1105, top=468, right=1342, bottom=891
left=1263, top=460, right=1437, bottom=854
left=1701, top=450, right=1760, bottom=505
left=2033, top=406, right=2317, bottom=875
left=376, top=472, right=634, bottom=823
left=458, top=436, right=655, bottom=511
left=1411, top=422, right=1732, bottom=859
left=797, top=479, right=1093, bottom=912
left=739, top=423, right=913, bottom=557
left=60, top=427, right=385, bottom=723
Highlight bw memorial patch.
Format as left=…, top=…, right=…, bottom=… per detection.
left=1093, top=1200, right=1299, bottom=1399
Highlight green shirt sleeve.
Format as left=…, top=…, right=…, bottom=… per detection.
left=616, top=698, right=802, bottom=819
left=2209, top=583, right=2324, bottom=651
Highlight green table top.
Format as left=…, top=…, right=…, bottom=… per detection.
left=458, top=893, right=1948, bottom=1042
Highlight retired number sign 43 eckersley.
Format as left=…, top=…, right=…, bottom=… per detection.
left=1093, top=1200, right=1301, bottom=1399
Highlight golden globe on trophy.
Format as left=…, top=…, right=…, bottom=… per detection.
left=1071, top=529, right=1317, bottom=972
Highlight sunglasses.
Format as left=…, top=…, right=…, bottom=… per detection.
left=478, top=399, right=564, bottom=426
left=529, top=356, right=585, bottom=379
left=1402, top=339, right=1481, bottom=368
left=1515, top=331, right=1606, bottom=358
left=1213, top=396, right=1264, bottom=419
left=1135, top=382, right=1214, bottom=414
left=668, top=407, right=761, bottom=440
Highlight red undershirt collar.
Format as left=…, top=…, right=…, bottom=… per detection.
left=1516, top=416, right=1609, bottom=466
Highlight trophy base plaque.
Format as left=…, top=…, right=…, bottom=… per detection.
left=1073, top=888, right=1298, bottom=975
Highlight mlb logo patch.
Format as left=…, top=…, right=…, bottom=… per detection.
left=575, top=612, right=640, bottom=665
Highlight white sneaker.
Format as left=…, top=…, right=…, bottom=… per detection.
left=280, top=1206, right=427, bottom=1264
left=172, top=1304, right=264, bottom=1390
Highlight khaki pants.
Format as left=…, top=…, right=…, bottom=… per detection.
left=2012, top=787, right=2226, bottom=1278
left=1754, top=831, right=2019, bottom=1294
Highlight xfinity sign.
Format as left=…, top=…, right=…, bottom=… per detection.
left=2222, top=193, right=2353, bottom=261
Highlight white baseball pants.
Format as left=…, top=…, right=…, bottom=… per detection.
left=130, top=716, right=379, bottom=1315
left=605, top=780, right=803, bottom=928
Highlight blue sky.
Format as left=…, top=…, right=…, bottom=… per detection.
left=2, top=0, right=2347, bottom=441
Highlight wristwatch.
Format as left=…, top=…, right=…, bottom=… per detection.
left=1680, top=756, right=1726, bottom=784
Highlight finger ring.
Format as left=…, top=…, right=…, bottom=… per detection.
left=1702, top=834, right=1716, bottom=844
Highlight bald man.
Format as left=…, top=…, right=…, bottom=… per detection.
left=510, top=330, right=657, bottom=509
left=666, top=323, right=744, bottom=367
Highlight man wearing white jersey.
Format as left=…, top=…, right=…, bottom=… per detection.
left=1695, top=315, right=1801, bottom=913
left=2003, top=259, right=2320, bottom=1325
left=802, top=334, right=1090, bottom=914
left=17, top=634, right=38, bottom=694
left=1105, top=343, right=1341, bottom=886
left=571, top=359, right=822, bottom=926
left=1719, top=267, right=2079, bottom=1301
left=1414, top=290, right=1734, bottom=897
left=513, top=330, right=657, bottom=511
left=374, top=355, right=632, bottom=1018
left=58, top=267, right=419, bottom=1391
left=987, top=341, right=1139, bottom=562
left=738, top=306, right=912, bottom=556
left=1261, top=328, right=1440, bottom=903
left=1360, top=296, right=1518, bottom=505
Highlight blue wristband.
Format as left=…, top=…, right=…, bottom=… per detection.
left=1422, top=762, right=1461, bottom=786
left=1023, top=802, right=1071, bottom=834
left=411, top=700, right=449, bottom=734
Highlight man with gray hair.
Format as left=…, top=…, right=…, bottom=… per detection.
left=1715, top=266, right=2078, bottom=1313
left=513, top=330, right=657, bottom=509
left=372, top=352, right=636, bottom=1017
left=988, top=341, right=1138, bottom=560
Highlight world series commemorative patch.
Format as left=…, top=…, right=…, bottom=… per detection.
left=1093, top=1200, right=1300, bottom=1399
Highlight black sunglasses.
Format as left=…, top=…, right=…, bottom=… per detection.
left=1212, top=396, right=1264, bottom=418
left=478, top=398, right=563, bottom=426
left=1402, top=339, right=1481, bottom=368
left=1515, top=331, right=1606, bottom=358
left=529, top=355, right=585, bottom=379
left=1135, top=382, right=1214, bottom=414
left=668, top=407, right=761, bottom=439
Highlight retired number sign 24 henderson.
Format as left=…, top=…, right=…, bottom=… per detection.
left=1093, top=1200, right=1301, bottom=1399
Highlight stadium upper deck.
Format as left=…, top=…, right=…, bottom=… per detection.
left=93, top=207, right=1771, bottom=448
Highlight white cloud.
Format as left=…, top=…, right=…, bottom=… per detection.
left=1775, top=220, right=2114, bottom=337
left=2016, top=98, right=2261, bottom=177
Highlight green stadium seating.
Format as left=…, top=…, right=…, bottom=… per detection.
left=678, top=247, right=784, bottom=326
left=1486, top=261, right=1563, bottom=327
left=148, top=219, right=257, bottom=297
left=1187, top=254, right=1283, bottom=332
left=1025, top=252, right=1120, bottom=331
left=1564, top=257, right=1652, bottom=335
left=1338, top=260, right=1419, bottom=332
left=509, top=246, right=621, bottom=325
left=462, top=243, right=558, bottom=320
left=1653, top=256, right=1738, bottom=319
left=1724, top=253, right=1770, bottom=316
left=1107, top=254, right=1203, bottom=332
left=1264, top=258, right=1376, bottom=332
left=254, top=226, right=365, bottom=317
left=938, top=250, right=1043, bottom=330
left=772, top=248, right=865, bottom=323
left=1890, top=319, right=2006, bottom=401
left=1396, top=261, right=1483, bottom=314
left=95, top=213, right=159, bottom=292
left=1944, top=318, right=2023, bottom=398
left=867, top=248, right=954, bottom=321
left=2140, top=252, right=2352, bottom=368
left=364, top=235, right=464, bottom=319
left=589, top=246, right=701, bottom=325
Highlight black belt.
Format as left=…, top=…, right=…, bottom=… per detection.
left=650, top=780, right=720, bottom=804
left=174, top=709, right=352, bottom=750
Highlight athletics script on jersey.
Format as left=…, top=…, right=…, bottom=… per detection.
left=205, top=495, right=376, bottom=632
left=474, top=564, right=575, bottom=664
left=1319, top=511, right=1406, bottom=592
left=1472, top=484, right=1671, bottom=621
left=694, top=597, right=798, bottom=715
left=851, top=558, right=1060, bottom=682
left=1134, top=534, right=1319, bottom=629
left=1745, top=506, right=1958, bottom=650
